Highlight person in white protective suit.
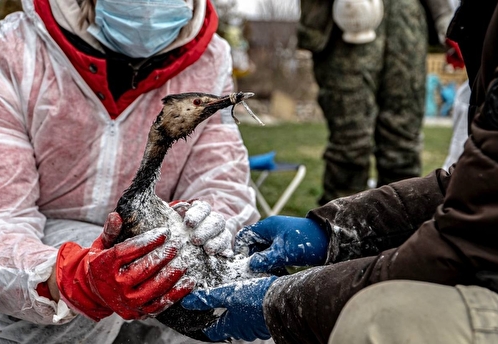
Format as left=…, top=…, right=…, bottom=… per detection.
left=0, top=0, right=266, bottom=343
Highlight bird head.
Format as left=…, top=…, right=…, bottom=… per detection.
left=153, top=92, right=254, bottom=142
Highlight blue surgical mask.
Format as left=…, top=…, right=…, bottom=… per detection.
left=87, top=0, right=193, bottom=58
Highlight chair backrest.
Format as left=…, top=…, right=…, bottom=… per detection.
left=249, top=151, right=306, bottom=217
left=249, top=151, right=276, bottom=171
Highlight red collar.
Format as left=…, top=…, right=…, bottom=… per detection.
left=34, top=0, right=218, bottom=119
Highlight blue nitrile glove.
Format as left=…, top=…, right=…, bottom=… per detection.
left=234, top=216, right=329, bottom=274
left=181, top=276, right=277, bottom=342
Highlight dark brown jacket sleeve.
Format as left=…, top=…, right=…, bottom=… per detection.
left=264, top=116, right=498, bottom=344
left=307, top=169, right=451, bottom=263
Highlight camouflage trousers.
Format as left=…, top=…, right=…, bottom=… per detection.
left=313, top=0, right=427, bottom=204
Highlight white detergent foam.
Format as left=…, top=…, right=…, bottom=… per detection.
left=155, top=203, right=263, bottom=290
left=184, top=200, right=211, bottom=228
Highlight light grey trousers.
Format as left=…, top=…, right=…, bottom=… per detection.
left=329, top=280, right=498, bottom=344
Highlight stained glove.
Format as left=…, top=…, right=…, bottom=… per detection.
left=56, top=212, right=195, bottom=321
left=234, top=216, right=329, bottom=274
left=181, top=276, right=278, bottom=342
left=170, top=199, right=233, bottom=257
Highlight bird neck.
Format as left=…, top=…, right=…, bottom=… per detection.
left=121, top=136, right=174, bottom=201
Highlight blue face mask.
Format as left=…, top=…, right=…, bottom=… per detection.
left=87, top=0, right=193, bottom=58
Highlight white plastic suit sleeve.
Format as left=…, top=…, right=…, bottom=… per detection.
left=30, top=253, right=76, bottom=324
left=0, top=14, right=71, bottom=325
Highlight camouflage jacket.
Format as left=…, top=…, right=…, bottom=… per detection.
left=298, top=0, right=456, bottom=52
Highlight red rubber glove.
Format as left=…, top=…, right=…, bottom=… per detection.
left=56, top=212, right=195, bottom=321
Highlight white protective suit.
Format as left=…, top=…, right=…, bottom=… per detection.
left=0, top=0, right=260, bottom=342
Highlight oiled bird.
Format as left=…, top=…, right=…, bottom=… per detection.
left=113, top=92, right=262, bottom=341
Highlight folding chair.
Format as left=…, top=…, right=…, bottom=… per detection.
left=248, top=151, right=307, bottom=217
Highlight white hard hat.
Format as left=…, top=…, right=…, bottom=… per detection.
left=332, top=0, right=384, bottom=44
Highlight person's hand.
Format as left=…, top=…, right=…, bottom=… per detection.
left=169, top=199, right=233, bottom=257
left=181, top=276, right=278, bottom=342
left=234, top=216, right=329, bottom=274
left=56, top=212, right=195, bottom=321
left=44, top=212, right=124, bottom=302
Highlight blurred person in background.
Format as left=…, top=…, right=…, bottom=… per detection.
left=0, top=0, right=265, bottom=343
left=298, top=0, right=457, bottom=205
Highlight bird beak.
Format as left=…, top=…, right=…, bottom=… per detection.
left=205, top=92, right=255, bottom=111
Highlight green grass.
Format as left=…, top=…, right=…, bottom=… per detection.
left=239, top=122, right=453, bottom=218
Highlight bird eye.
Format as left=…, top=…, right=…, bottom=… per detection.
left=193, top=99, right=201, bottom=106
